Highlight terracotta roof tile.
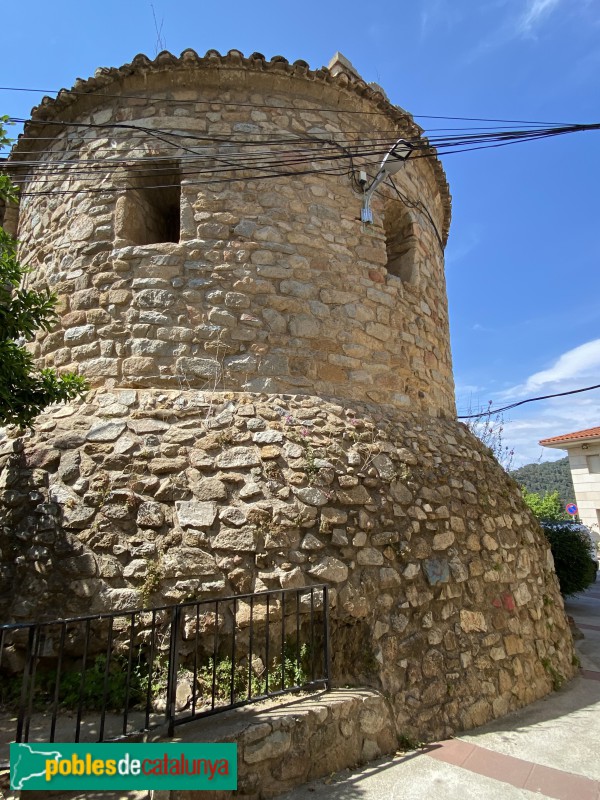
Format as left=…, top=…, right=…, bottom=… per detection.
left=6, top=48, right=453, bottom=245
left=539, top=426, right=600, bottom=446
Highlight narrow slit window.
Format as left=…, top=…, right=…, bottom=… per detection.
left=119, top=160, right=181, bottom=245
left=384, top=206, right=417, bottom=284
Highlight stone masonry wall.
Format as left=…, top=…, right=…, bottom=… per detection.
left=172, top=688, right=398, bottom=800
left=0, top=389, right=575, bottom=740
left=0, top=50, right=576, bottom=745
left=9, top=50, right=454, bottom=417
left=0, top=689, right=397, bottom=800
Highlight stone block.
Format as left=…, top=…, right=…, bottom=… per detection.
left=123, top=357, right=156, bottom=375
left=215, top=447, right=261, bottom=468
left=294, top=487, right=328, bottom=506
left=513, top=584, right=532, bottom=606
left=336, top=485, right=372, bottom=505
left=432, top=531, right=454, bottom=550
left=320, top=507, right=348, bottom=525
left=211, top=526, right=257, bottom=551
left=136, top=501, right=165, bottom=528
left=423, top=558, right=450, bottom=585
left=175, top=500, right=217, bottom=528
left=161, top=549, right=218, bottom=578
left=123, top=559, right=148, bottom=578
left=62, top=504, right=96, bottom=529
left=390, top=480, right=413, bottom=504
left=79, top=357, right=120, bottom=377
left=460, top=609, right=488, bottom=633
left=64, top=324, right=96, bottom=343
left=252, top=429, right=283, bottom=444
left=60, top=552, right=97, bottom=577
left=191, top=477, right=228, bottom=501
left=219, top=506, right=248, bottom=526
left=309, top=556, right=348, bottom=583
left=244, top=730, right=291, bottom=764
left=289, top=315, right=321, bottom=338
left=176, top=357, right=221, bottom=380
left=371, top=453, right=396, bottom=481
left=357, top=548, right=384, bottom=566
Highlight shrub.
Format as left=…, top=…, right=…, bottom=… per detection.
left=522, top=488, right=567, bottom=523
left=542, top=523, right=597, bottom=596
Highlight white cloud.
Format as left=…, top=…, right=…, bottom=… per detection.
left=518, top=0, right=562, bottom=35
left=461, top=0, right=564, bottom=64
left=508, top=338, right=600, bottom=396
left=502, top=393, right=600, bottom=466
left=460, top=337, right=600, bottom=466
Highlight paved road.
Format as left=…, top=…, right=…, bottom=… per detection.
left=279, top=579, right=600, bottom=800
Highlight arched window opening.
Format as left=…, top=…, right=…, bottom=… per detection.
left=118, top=160, right=181, bottom=246
left=384, top=205, right=417, bottom=284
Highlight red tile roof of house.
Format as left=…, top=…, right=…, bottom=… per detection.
left=539, top=426, right=600, bottom=447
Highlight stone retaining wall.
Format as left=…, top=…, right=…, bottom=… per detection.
left=0, top=689, right=396, bottom=800
left=166, top=689, right=397, bottom=799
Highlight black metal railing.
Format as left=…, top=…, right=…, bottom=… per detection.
left=0, top=585, right=330, bottom=748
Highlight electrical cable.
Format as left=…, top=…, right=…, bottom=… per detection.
left=457, top=384, right=600, bottom=419
left=0, top=86, right=579, bottom=126
left=9, top=131, right=592, bottom=197
left=3, top=118, right=599, bottom=199
left=7, top=151, right=397, bottom=191
left=385, top=175, right=445, bottom=251
left=12, top=160, right=376, bottom=197
left=6, top=117, right=598, bottom=159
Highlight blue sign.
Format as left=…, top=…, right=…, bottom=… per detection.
left=566, top=503, right=578, bottom=516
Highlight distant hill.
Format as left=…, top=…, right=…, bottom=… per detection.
left=510, top=457, right=575, bottom=507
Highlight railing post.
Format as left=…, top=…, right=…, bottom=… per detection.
left=323, top=585, right=332, bottom=689
left=16, top=626, right=36, bottom=743
left=166, top=604, right=181, bottom=737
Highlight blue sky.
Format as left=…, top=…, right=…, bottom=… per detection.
left=2, top=0, right=599, bottom=466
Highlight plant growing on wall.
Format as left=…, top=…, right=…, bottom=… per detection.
left=0, top=117, right=87, bottom=427
left=464, top=401, right=515, bottom=471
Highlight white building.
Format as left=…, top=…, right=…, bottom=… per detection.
left=540, top=426, right=600, bottom=538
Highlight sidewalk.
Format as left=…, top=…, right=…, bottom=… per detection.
left=279, top=578, right=600, bottom=800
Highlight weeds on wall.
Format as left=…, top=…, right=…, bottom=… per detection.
left=464, top=401, right=515, bottom=472
left=0, top=640, right=311, bottom=715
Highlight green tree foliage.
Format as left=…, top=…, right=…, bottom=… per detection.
left=0, top=116, right=87, bottom=427
left=522, top=488, right=568, bottom=523
left=542, top=523, right=597, bottom=596
left=510, top=457, right=575, bottom=508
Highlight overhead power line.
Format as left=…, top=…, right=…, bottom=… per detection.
left=5, top=117, right=598, bottom=161
left=457, top=384, right=600, bottom=420
left=2, top=118, right=600, bottom=194
left=2, top=117, right=599, bottom=199
left=7, top=116, right=599, bottom=144
left=0, top=86, right=578, bottom=126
